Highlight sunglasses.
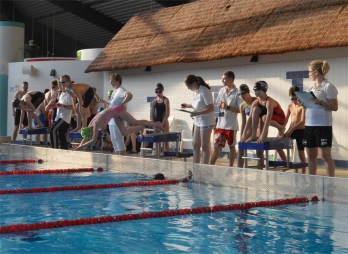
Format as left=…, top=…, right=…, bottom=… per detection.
left=290, top=97, right=298, bottom=101
left=238, top=91, right=247, bottom=96
left=155, top=90, right=162, bottom=94
left=61, top=81, right=69, bottom=84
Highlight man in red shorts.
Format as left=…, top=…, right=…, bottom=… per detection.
left=210, top=71, right=241, bottom=167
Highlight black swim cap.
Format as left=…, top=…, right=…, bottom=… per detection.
left=154, top=173, right=165, bottom=180
left=155, top=83, right=164, bottom=91
left=239, top=84, right=250, bottom=93
left=253, top=81, right=268, bottom=93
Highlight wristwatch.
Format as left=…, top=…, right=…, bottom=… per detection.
left=319, top=100, right=323, bottom=106
left=226, top=106, right=230, bottom=110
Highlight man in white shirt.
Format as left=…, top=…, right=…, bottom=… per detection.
left=210, top=71, right=241, bottom=167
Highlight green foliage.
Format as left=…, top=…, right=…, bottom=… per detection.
left=24, top=40, right=41, bottom=58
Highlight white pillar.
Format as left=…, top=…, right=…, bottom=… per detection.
left=0, top=21, right=24, bottom=136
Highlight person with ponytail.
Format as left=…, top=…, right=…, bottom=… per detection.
left=181, top=74, right=215, bottom=164
left=302, top=60, right=338, bottom=177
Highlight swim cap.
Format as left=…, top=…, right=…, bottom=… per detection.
left=239, top=84, right=250, bottom=93
left=108, top=90, right=113, bottom=97
left=155, top=83, right=164, bottom=91
left=154, top=173, right=165, bottom=180
left=253, top=81, right=268, bottom=93
left=98, top=107, right=104, bottom=113
left=12, top=98, right=20, bottom=108
left=81, top=127, right=93, bottom=140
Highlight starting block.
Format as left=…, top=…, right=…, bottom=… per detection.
left=69, top=131, right=106, bottom=151
left=19, top=128, right=49, bottom=146
left=137, top=132, right=184, bottom=159
left=238, top=138, right=306, bottom=170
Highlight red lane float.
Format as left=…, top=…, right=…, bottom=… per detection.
left=0, top=197, right=311, bottom=234
left=0, top=159, right=36, bottom=164
left=0, top=180, right=179, bottom=195
left=0, top=167, right=95, bottom=176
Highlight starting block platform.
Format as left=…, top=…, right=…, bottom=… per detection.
left=238, top=138, right=307, bottom=171
left=19, top=128, right=49, bottom=146
left=68, top=131, right=104, bottom=139
left=69, top=131, right=109, bottom=152
left=137, top=132, right=191, bottom=160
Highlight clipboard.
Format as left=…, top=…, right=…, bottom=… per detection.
left=174, top=109, right=193, bottom=114
left=295, top=91, right=316, bottom=108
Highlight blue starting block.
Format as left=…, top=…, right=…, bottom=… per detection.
left=137, top=132, right=185, bottom=159
left=238, top=138, right=306, bottom=171
left=69, top=131, right=107, bottom=151
left=68, top=131, right=104, bottom=139
left=19, top=128, right=49, bottom=146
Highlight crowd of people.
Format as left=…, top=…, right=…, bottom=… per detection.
left=11, top=60, right=338, bottom=177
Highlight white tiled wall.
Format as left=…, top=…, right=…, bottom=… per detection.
left=7, top=47, right=347, bottom=163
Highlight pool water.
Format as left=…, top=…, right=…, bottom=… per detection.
left=0, top=157, right=347, bottom=253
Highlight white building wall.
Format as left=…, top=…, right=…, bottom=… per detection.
left=7, top=59, right=103, bottom=138
left=7, top=47, right=347, bottom=165
left=103, top=47, right=347, bottom=164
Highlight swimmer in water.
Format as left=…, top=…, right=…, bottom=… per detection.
left=154, top=169, right=193, bottom=182
left=74, top=106, right=165, bottom=151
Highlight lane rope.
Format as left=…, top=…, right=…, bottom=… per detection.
left=0, top=167, right=96, bottom=176
left=0, top=180, right=179, bottom=195
left=0, top=197, right=315, bottom=234
left=0, top=159, right=36, bottom=164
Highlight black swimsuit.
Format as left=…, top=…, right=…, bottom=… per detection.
left=29, top=92, right=45, bottom=108
left=154, top=97, right=167, bottom=122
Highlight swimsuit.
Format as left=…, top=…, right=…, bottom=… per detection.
left=242, top=98, right=256, bottom=116
left=89, top=106, right=124, bottom=130
left=82, top=87, right=95, bottom=108
left=29, top=92, right=45, bottom=108
left=153, top=97, right=167, bottom=122
left=257, top=98, right=285, bottom=123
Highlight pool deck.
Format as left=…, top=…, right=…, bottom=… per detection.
left=125, top=152, right=348, bottom=178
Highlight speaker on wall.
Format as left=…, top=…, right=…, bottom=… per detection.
left=50, top=69, right=56, bottom=76
left=22, top=64, right=36, bottom=75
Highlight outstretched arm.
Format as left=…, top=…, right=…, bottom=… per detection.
left=73, top=127, right=99, bottom=151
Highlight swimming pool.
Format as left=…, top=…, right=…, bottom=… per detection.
left=1, top=145, right=348, bottom=253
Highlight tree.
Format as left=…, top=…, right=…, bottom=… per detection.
left=24, top=40, right=41, bottom=58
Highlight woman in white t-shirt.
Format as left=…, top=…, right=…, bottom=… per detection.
left=302, top=60, right=338, bottom=177
left=47, top=81, right=73, bottom=150
left=108, top=73, right=133, bottom=155
left=181, top=74, right=215, bottom=164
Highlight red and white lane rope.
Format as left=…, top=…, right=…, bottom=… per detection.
left=0, top=167, right=96, bottom=176
left=0, top=179, right=179, bottom=195
left=0, top=159, right=37, bottom=164
left=0, top=197, right=318, bottom=234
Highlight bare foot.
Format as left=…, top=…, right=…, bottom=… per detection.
left=70, top=128, right=81, bottom=133
left=276, top=126, right=286, bottom=139
left=35, top=125, right=44, bottom=129
left=23, top=126, right=33, bottom=130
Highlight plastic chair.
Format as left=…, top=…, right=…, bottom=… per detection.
left=179, top=129, right=193, bottom=153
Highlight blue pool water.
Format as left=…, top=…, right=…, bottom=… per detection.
left=1, top=156, right=348, bottom=253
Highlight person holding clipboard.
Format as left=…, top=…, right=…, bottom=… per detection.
left=181, top=74, right=215, bottom=164
left=300, top=60, right=338, bottom=177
